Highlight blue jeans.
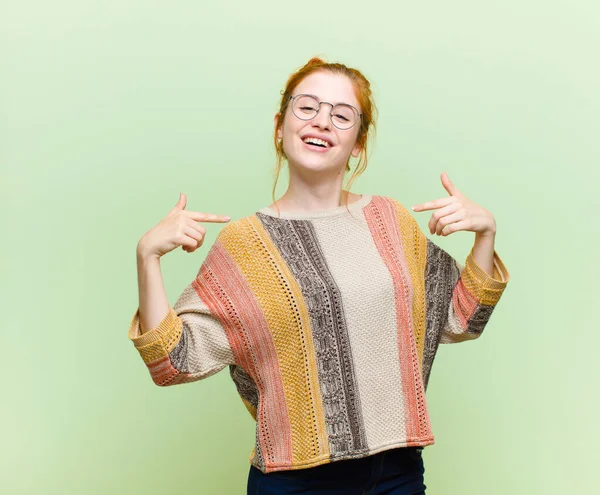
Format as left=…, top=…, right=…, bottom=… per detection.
left=247, top=447, right=426, bottom=495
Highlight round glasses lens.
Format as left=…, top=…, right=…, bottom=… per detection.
left=292, top=95, right=319, bottom=119
left=331, top=104, right=357, bottom=129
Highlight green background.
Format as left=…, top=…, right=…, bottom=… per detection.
left=3, top=1, right=598, bottom=493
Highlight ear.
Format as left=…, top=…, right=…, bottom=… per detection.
left=351, top=142, right=362, bottom=158
left=274, top=113, right=283, bottom=140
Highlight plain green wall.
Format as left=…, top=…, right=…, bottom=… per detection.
left=2, top=1, right=598, bottom=493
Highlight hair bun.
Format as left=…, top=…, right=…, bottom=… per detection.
left=305, top=56, right=326, bottom=67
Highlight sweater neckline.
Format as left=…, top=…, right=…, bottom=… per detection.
left=257, top=194, right=373, bottom=220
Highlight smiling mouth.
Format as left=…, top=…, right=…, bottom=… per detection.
left=302, top=136, right=333, bottom=149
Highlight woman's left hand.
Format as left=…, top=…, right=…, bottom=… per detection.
left=411, top=172, right=497, bottom=237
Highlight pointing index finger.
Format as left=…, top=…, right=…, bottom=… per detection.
left=412, top=202, right=434, bottom=211
left=412, top=197, right=451, bottom=212
left=188, top=211, right=232, bottom=223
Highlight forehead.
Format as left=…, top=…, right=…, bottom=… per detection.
left=294, top=71, right=360, bottom=109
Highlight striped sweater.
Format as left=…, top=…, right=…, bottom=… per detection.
left=128, top=194, right=510, bottom=474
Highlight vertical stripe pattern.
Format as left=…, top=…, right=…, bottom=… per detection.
left=364, top=197, right=432, bottom=441
left=257, top=213, right=369, bottom=459
left=127, top=194, right=510, bottom=474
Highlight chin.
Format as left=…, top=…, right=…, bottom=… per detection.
left=286, top=149, right=345, bottom=172
left=290, top=157, right=342, bottom=174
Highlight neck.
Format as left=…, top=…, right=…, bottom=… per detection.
left=277, top=166, right=354, bottom=209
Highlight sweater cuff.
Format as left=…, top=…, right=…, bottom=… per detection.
left=128, top=306, right=179, bottom=349
left=462, top=249, right=510, bottom=306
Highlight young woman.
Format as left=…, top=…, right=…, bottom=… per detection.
left=129, top=57, right=510, bottom=495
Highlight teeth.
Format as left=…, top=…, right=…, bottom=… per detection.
left=303, top=137, right=330, bottom=148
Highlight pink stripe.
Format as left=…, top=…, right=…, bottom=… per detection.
left=147, top=355, right=193, bottom=386
left=452, top=279, right=479, bottom=329
left=363, top=197, right=432, bottom=441
left=193, top=241, right=294, bottom=468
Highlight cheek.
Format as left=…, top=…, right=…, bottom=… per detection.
left=281, top=119, right=303, bottom=149
left=281, top=125, right=297, bottom=157
left=342, top=131, right=360, bottom=151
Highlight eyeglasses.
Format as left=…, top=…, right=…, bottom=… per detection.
left=288, top=94, right=362, bottom=130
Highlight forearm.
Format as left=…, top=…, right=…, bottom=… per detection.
left=136, top=247, right=170, bottom=335
left=471, top=231, right=496, bottom=277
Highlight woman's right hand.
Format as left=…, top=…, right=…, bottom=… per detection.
left=136, top=193, right=231, bottom=259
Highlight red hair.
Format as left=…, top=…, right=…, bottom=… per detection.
left=272, top=56, right=378, bottom=213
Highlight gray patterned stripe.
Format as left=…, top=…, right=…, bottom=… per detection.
left=422, top=239, right=461, bottom=389
left=467, top=304, right=495, bottom=335
left=228, top=365, right=266, bottom=471
left=229, top=364, right=259, bottom=411
left=170, top=323, right=192, bottom=372
left=257, top=213, right=369, bottom=457
left=253, top=423, right=265, bottom=472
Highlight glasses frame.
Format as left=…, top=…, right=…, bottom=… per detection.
left=288, top=94, right=362, bottom=130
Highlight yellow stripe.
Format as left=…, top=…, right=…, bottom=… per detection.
left=219, top=217, right=329, bottom=464
left=462, top=248, right=510, bottom=306
left=129, top=306, right=183, bottom=364
left=241, top=397, right=258, bottom=420
left=393, top=199, right=428, bottom=363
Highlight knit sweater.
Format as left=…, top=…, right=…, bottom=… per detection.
left=128, top=194, right=510, bottom=474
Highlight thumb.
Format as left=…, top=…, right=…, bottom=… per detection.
left=440, top=172, right=456, bottom=196
left=174, top=192, right=187, bottom=210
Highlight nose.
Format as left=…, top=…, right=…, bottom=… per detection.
left=311, top=103, right=332, bottom=130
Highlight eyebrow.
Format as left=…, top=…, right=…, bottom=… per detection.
left=304, top=93, right=358, bottom=108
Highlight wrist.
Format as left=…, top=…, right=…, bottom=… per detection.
left=136, top=242, right=160, bottom=262
left=475, top=229, right=496, bottom=240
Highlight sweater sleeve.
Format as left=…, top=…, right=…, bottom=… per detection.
left=127, top=244, right=236, bottom=386
left=424, top=237, right=510, bottom=344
